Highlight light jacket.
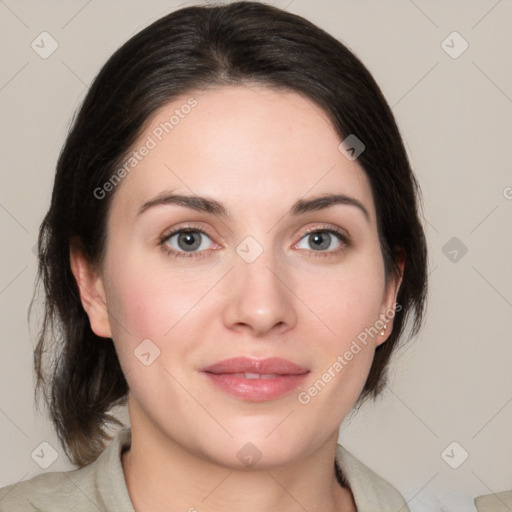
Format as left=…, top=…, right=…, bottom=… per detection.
left=474, top=490, right=512, bottom=511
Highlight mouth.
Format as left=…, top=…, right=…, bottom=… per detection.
left=200, top=357, right=310, bottom=402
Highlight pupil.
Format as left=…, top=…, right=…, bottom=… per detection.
left=180, top=231, right=199, bottom=251
left=311, top=232, right=329, bottom=250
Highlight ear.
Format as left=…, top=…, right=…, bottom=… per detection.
left=377, top=248, right=405, bottom=346
left=69, top=242, right=112, bottom=339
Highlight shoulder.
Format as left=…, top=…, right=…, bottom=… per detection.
left=474, top=490, right=512, bottom=512
left=0, top=428, right=134, bottom=512
left=0, top=470, right=86, bottom=512
left=335, top=444, right=409, bottom=512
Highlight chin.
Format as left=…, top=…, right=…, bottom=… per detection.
left=207, top=445, right=299, bottom=472
left=192, top=428, right=312, bottom=471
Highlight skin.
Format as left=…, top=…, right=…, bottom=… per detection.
left=71, top=84, right=403, bottom=512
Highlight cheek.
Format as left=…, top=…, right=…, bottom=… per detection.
left=328, top=276, right=383, bottom=335
left=304, top=258, right=386, bottom=346
left=103, top=269, right=195, bottom=404
left=296, top=254, right=386, bottom=401
left=297, top=275, right=384, bottom=415
left=104, top=259, right=215, bottom=371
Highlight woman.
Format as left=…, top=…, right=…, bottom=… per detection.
left=0, top=2, right=427, bottom=510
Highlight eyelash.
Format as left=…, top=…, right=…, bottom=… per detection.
left=159, top=223, right=349, bottom=259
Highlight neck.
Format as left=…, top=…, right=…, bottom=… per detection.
left=121, top=404, right=356, bottom=512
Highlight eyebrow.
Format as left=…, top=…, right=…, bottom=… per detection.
left=137, top=191, right=370, bottom=222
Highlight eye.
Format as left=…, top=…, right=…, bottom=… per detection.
left=160, top=225, right=215, bottom=258
left=159, top=224, right=349, bottom=259
left=294, top=226, right=348, bottom=257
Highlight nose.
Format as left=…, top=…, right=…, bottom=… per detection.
left=222, top=248, right=297, bottom=338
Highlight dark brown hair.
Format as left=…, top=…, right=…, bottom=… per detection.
left=33, top=1, right=428, bottom=467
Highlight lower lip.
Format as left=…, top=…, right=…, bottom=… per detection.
left=201, top=372, right=309, bottom=401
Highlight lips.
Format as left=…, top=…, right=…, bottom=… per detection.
left=201, top=357, right=309, bottom=375
left=200, top=357, right=309, bottom=401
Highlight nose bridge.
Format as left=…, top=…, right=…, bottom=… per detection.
left=223, top=235, right=296, bottom=335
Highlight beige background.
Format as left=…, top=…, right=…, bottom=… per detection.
left=1, top=1, right=511, bottom=510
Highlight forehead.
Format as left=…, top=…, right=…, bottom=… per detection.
left=109, top=84, right=376, bottom=225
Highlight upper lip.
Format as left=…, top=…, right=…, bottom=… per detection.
left=201, top=357, right=309, bottom=375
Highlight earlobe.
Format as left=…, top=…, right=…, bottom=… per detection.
left=377, top=250, right=405, bottom=346
left=69, top=244, right=112, bottom=339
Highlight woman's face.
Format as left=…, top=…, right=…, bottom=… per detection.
left=82, top=84, right=401, bottom=468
